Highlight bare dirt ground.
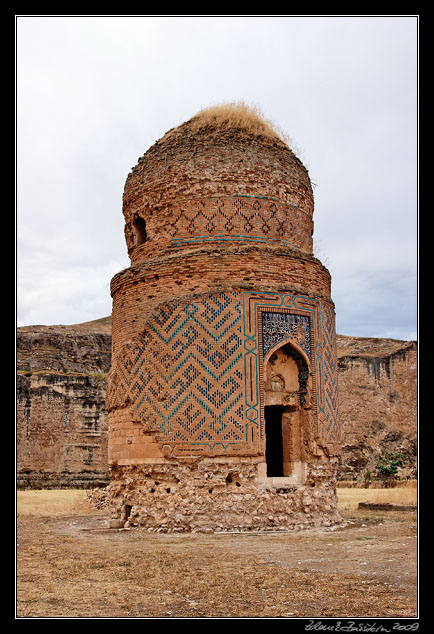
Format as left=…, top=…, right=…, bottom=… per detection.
left=16, top=504, right=418, bottom=619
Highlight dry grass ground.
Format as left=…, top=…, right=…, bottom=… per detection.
left=16, top=489, right=92, bottom=516
left=16, top=487, right=418, bottom=619
left=337, top=483, right=417, bottom=510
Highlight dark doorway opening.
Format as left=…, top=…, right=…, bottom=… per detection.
left=265, top=405, right=285, bottom=477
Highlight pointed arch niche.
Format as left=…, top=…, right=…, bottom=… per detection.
left=262, top=339, right=312, bottom=483
left=242, top=292, right=340, bottom=473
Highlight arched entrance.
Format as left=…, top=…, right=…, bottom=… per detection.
left=263, top=341, right=310, bottom=482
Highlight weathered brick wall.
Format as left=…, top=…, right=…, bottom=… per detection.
left=108, top=109, right=341, bottom=531
left=110, top=248, right=331, bottom=357
left=17, top=326, right=111, bottom=375
left=123, top=124, right=314, bottom=260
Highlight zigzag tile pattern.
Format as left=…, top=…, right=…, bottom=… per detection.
left=169, top=196, right=313, bottom=252
left=123, top=292, right=246, bottom=447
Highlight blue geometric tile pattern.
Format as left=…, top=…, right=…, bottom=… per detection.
left=107, top=290, right=340, bottom=454
left=169, top=196, right=313, bottom=253
left=123, top=292, right=246, bottom=449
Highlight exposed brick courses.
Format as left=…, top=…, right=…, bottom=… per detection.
left=108, top=107, right=341, bottom=531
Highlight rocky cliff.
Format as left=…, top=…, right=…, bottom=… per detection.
left=16, top=318, right=417, bottom=487
left=336, top=334, right=417, bottom=480
left=16, top=318, right=112, bottom=488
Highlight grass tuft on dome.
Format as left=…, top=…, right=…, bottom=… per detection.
left=188, top=101, right=290, bottom=146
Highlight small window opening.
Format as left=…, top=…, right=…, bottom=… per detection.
left=133, top=217, right=147, bottom=246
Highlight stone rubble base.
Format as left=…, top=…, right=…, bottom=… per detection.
left=108, top=460, right=342, bottom=533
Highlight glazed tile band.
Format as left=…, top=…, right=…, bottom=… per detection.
left=168, top=195, right=313, bottom=253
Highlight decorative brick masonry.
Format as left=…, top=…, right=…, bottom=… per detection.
left=107, top=106, right=342, bottom=531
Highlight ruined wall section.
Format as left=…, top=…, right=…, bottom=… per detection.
left=17, top=325, right=111, bottom=375
left=109, top=460, right=341, bottom=532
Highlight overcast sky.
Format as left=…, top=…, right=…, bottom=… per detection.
left=16, top=15, right=418, bottom=340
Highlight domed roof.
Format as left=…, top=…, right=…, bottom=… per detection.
left=123, top=102, right=314, bottom=262
left=161, top=101, right=290, bottom=146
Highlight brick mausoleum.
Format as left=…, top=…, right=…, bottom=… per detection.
left=106, top=103, right=342, bottom=531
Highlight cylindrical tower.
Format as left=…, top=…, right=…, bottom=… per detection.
left=107, top=103, right=341, bottom=532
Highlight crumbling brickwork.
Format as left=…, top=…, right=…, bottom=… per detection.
left=107, top=105, right=342, bottom=531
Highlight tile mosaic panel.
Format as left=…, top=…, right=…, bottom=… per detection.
left=108, top=290, right=339, bottom=456
left=114, top=292, right=252, bottom=454
left=169, top=195, right=313, bottom=253
left=262, top=311, right=311, bottom=360
left=242, top=291, right=340, bottom=446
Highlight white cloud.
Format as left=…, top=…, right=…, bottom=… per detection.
left=16, top=15, right=418, bottom=340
